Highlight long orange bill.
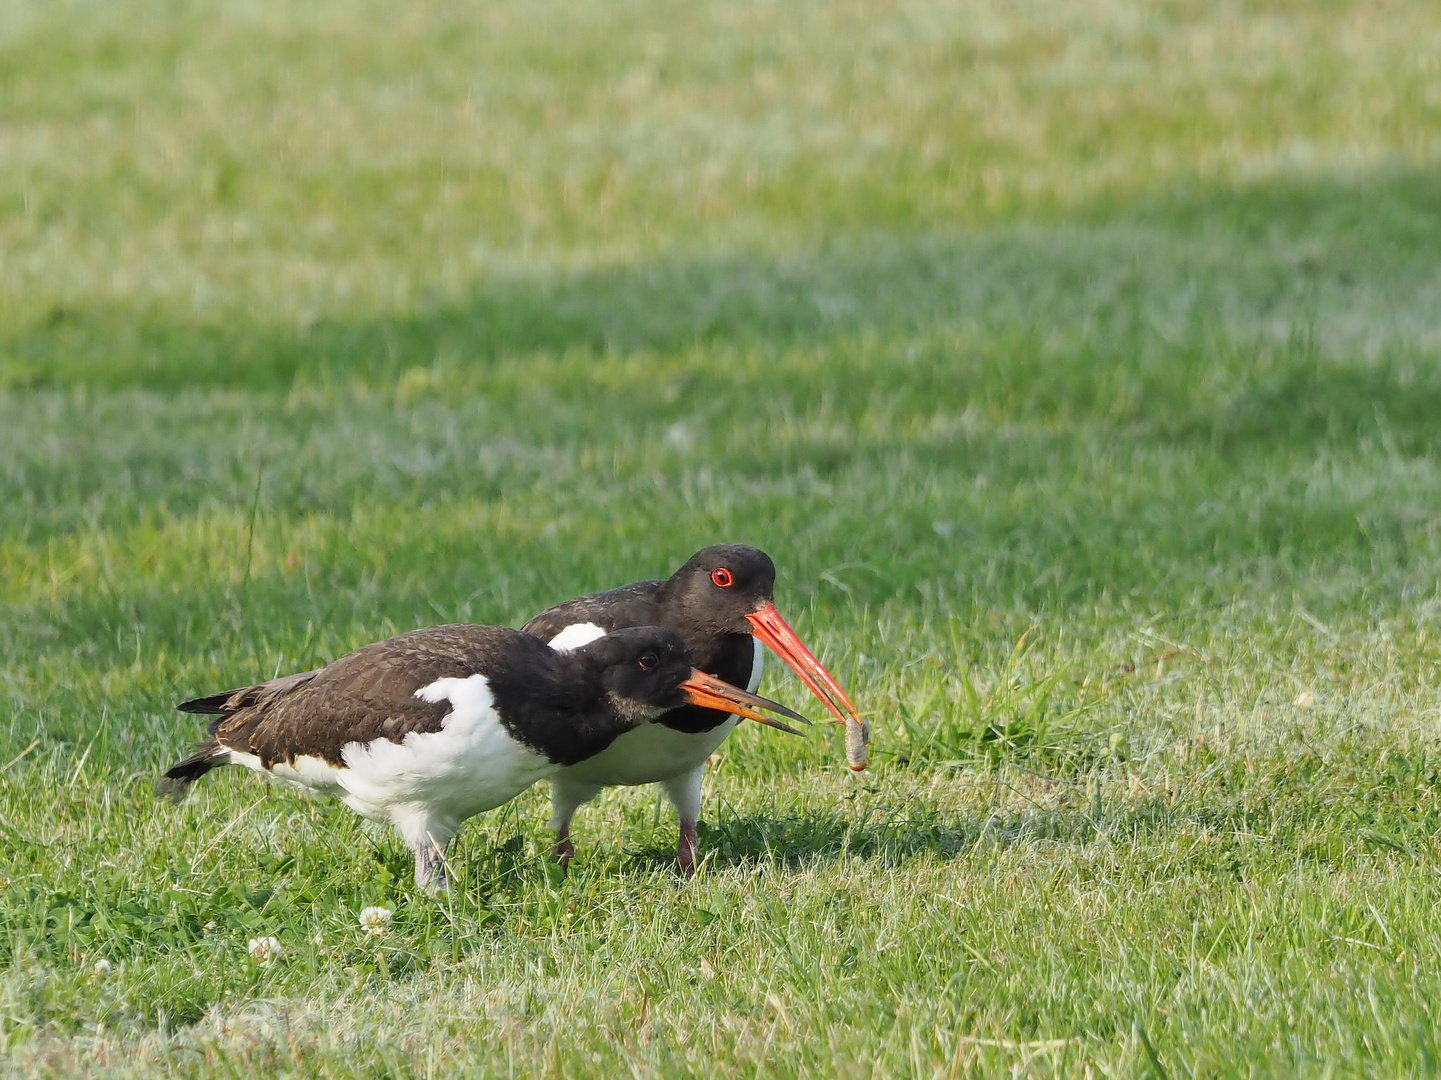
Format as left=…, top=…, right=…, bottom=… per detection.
left=679, top=669, right=812, bottom=737
left=746, top=601, right=861, bottom=727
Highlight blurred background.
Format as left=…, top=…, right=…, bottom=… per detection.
left=5, top=0, right=1440, bottom=706
left=6, top=0, right=1437, bottom=376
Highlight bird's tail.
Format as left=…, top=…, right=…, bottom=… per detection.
left=176, top=690, right=242, bottom=715
left=158, top=739, right=226, bottom=799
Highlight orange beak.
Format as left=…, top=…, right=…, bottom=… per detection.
left=746, top=600, right=870, bottom=770
left=746, top=601, right=861, bottom=725
left=679, top=669, right=812, bottom=736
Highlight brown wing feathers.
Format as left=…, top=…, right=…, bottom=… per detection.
left=231, top=641, right=457, bottom=768
left=164, top=625, right=527, bottom=794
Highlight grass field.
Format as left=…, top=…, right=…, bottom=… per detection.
left=4, top=0, right=1441, bottom=1075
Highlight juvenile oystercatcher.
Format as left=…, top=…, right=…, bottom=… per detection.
left=523, top=544, right=865, bottom=874
left=162, top=624, right=808, bottom=891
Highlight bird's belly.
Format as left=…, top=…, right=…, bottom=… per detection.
left=335, top=703, right=557, bottom=826
left=554, top=716, right=740, bottom=787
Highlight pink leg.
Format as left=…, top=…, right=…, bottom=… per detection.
left=555, top=822, right=575, bottom=871
left=664, top=768, right=705, bottom=879
left=551, top=781, right=600, bottom=874
left=678, top=817, right=698, bottom=877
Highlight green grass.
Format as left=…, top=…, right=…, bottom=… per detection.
left=4, top=0, right=1441, bottom=1075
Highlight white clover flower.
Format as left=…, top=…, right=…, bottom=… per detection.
left=358, top=906, right=393, bottom=935
left=248, top=936, right=283, bottom=964
left=91, top=958, right=112, bottom=977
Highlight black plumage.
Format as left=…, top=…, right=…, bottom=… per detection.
left=163, top=623, right=805, bottom=890
left=523, top=544, right=860, bottom=874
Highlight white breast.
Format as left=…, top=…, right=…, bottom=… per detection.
left=556, top=715, right=741, bottom=786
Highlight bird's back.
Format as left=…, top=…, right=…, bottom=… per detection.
left=522, top=579, right=667, bottom=641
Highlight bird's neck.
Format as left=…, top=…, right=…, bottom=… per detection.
left=491, top=656, right=643, bottom=767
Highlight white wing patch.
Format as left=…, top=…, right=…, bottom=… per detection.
left=547, top=622, right=607, bottom=652
left=413, top=674, right=491, bottom=708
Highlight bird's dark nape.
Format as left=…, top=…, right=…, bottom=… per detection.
left=158, top=739, right=224, bottom=799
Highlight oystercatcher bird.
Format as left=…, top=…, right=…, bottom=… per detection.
left=523, top=544, right=864, bottom=874
left=162, top=624, right=808, bottom=891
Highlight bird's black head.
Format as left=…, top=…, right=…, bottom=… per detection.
left=660, top=543, right=866, bottom=742
left=574, top=624, right=812, bottom=735
left=663, top=543, right=777, bottom=637
left=581, top=626, right=697, bottom=723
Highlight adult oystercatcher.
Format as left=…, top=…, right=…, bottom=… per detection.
left=523, top=544, right=865, bottom=874
left=162, top=624, right=808, bottom=891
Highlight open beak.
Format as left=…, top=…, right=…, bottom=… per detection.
left=746, top=601, right=861, bottom=726
left=680, top=669, right=812, bottom=737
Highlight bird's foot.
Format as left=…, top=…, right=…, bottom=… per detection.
left=416, top=839, right=451, bottom=894
left=424, top=870, right=451, bottom=895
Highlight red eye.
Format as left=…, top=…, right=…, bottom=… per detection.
left=711, top=567, right=733, bottom=588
